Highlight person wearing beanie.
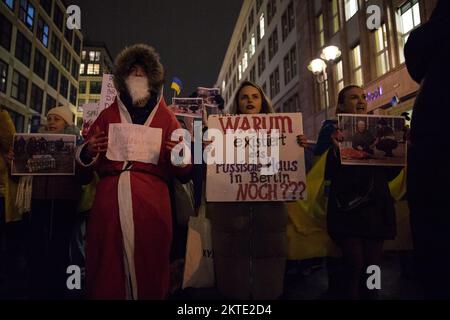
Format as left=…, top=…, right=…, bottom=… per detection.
left=7, top=105, right=91, bottom=299
left=76, top=44, right=192, bottom=300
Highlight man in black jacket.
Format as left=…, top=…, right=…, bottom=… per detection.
left=404, top=0, right=450, bottom=299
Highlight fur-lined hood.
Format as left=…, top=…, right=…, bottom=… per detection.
left=113, top=44, right=165, bottom=94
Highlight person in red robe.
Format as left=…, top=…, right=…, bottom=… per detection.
left=76, top=44, right=192, bottom=300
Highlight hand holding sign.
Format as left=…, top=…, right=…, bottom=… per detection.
left=86, top=126, right=108, bottom=158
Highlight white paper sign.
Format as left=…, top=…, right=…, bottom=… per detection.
left=106, top=123, right=162, bottom=164
left=100, top=74, right=117, bottom=110
left=206, top=113, right=307, bottom=202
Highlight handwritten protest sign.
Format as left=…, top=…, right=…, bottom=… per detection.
left=106, top=123, right=162, bottom=164
left=81, top=103, right=102, bottom=137
left=206, top=113, right=307, bottom=202
left=99, top=74, right=117, bottom=110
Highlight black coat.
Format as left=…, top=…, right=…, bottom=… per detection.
left=404, top=0, right=450, bottom=151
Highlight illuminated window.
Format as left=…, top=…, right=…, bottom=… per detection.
left=374, top=23, right=390, bottom=76
left=345, top=0, right=358, bottom=21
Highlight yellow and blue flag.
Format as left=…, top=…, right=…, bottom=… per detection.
left=171, top=77, right=183, bottom=96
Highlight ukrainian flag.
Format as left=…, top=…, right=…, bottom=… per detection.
left=171, top=77, right=183, bottom=96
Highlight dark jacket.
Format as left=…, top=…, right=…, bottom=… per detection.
left=404, top=0, right=450, bottom=150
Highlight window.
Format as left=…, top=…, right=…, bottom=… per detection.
left=15, top=31, right=32, bottom=67
left=19, top=0, right=35, bottom=30
left=0, top=59, right=8, bottom=93
left=11, top=70, right=28, bottom=104
left=248, top=8, right=254, bottom=28
left=283, top=94, right=299, bottom=113
left=33, top=48, right=47, bottom=80
left=62, top=47, right=71, bottom=71
left=345, top=0, right=358, bottom=21
left=64, top=28, right=73, bottom=45
left=40, top=0, right=52, bottom=16
left=262, top=82, right=267, bottom=96
left=243, top=51, right=248, bottom=72
left=351, top=44, right=363, bottom=86
left=284, top=45, right=297, bottom=85
left=30, top=83, right=44, bottom=113
left=258, top=48, right=266, bottom=76
left=237, top=41, right=241, bottom=58
left=269, top=67, right=280, bottom=98
left=316, top=14, right=325, bottom=48
left=268, top=27, right=279, bottom=61
left=71, top=58, right=79, bottom=79
left=81, top=50, right=86, bottom=60
left=89, top=81, right=101, bottom=94
left=73, top=35, right=81, bottom=55
left=334, top=60, right=344, bottom=94
left=53, top=4, right=64, bottom=30
left=257, top=13, right=265, bottom=43
left=69, top=84, right=77, bottom=105
left=238, top=63, right=242, bottom=81
left=331, top=0, right=340, bottom=34
left=282, top=1, right=295, bottom=41
left=0, top=13, right=12, bottom=51
left=79, top=80, right=86, bottom=94
left=267, top=0, right=277, bottom=25
left=374, top=23, right=390, bottom=77
left=319, top=80, right=330, bottom=110
left=45, top=94, right=56, bottom=114
left=50, top=32, right=61, bottom=59
left=6, top=109, right=25, bottom=133
left=398, top=0, right=421, bottom=63
left=221, top=80, right=226, bottom=93
left=242, top=26, right=247, bottom=45
left=256, top=0, right=263, bottom=12
left=89, top=51, right=101, bottom=62
left=250, top=65, right=256, bottom=83
left=79, top=63, right=85, bottom=75
left=249, top=33, right=256, bottom=57
left=87, top=63, right=100, bottom=75
left=59, top=74, right=68, bottom=98
left=3, top=0, right=14, bottom=10
left=36, top=16, right=49, bottom=47
left=48, top=62, right=58, bottom=89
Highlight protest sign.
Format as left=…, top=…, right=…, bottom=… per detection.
left=206, top=113, right=307, bottom=202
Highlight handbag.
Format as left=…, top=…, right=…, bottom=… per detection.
left=182, top=202, right=215, bottom=289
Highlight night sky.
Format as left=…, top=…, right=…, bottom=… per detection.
left=71, top=0, right=243, bottom=102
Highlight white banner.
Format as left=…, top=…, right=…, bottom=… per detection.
left=106, top=123, right=162, bottom=164
left=206, top=113, right=307, bottom=202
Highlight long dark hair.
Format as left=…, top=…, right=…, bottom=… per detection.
left=232, top=81, right=274, bottom=114
left=335, top=85, right=363, bottom=114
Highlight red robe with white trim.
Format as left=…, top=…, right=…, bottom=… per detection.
left=83, top=97, right=191, bottom=299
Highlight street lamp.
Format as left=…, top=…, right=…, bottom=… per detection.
left=308, top=45, right=342, bottom=119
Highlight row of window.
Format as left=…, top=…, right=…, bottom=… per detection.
left=2, top=0, right=81, bottom=54
left=0, top=58, right=77, bottom=110
left=224, top=1, right=296, bottom=105
left=225, top=44, right=298, bottom=105
left=315, top=0, right=421, bottom=111
left=1, top=12, right=80, bottom=80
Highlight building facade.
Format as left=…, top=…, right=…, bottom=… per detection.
left=0, top=0, right=83, bottom=133
left=216, top=0, right=300, bottom=115
left=76, top=41, right=113, bottom=128
left=299, top=0, right=438, bottom=138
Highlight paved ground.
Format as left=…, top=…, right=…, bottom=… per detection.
left=1, top=242, right=422, bottom=300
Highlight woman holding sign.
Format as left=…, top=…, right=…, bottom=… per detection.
left=207, top=81, right=307, bottom=300
left=315, top=85, right=401, bottom=299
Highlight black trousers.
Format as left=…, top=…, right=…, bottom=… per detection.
left=408, top=148, right=450, bottom=299
left=25, top=199, right=78, bottom=299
